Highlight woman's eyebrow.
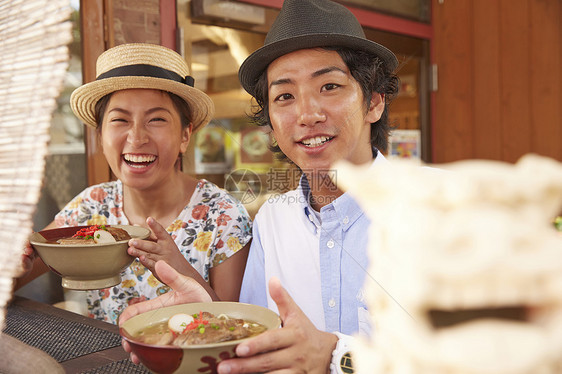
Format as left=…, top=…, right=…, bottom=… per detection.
left=106, top=107, right=172, bottom=116
left=145, top=107, right=172, bottom=115
left=107, top=107, right=130, bottom=115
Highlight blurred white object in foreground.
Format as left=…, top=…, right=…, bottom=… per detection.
left=336, top=154, right=562, bottom=374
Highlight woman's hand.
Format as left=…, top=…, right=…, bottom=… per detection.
left=217, top=277, right=338, bottom=374
left=120, top=260, right=212, bottom=364
left=127, top=217, right=187, bottom=277
left=14, top=242, right=49, bottom=290
left=128, top=217, right=219, bottom=299
left=19, top=242, right=37, bottom=277
left=14, top=221, right=55, bottom=289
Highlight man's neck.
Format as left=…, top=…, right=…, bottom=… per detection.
left=305, top=172, right=343, bottom=211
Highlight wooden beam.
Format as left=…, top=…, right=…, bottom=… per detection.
left=80, top=0, right=110, bottom=185
left=160, top=0, right=177, bottom=50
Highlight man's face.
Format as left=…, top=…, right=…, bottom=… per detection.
left=267, top=48, right=384, bottom=174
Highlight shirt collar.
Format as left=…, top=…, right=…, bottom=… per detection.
left=299, top=150, right=387, bottom=232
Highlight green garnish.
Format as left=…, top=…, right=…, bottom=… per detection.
left=554, top=216, right=562, bottom=232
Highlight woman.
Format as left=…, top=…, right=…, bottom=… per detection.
left=18, top=43, right=252, bottom=324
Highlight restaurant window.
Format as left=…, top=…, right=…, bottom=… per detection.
left=178, top=0, right=432, bottom=216
left=367, top=30, right=431, bottom=163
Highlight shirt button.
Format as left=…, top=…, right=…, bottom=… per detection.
left=328, top=298, right=336, bottom=308
left=327, top=239, right=334, bottom=248
left=308, top=215, right=314, bottom=222
left=343, top=216, right=349, bottom=224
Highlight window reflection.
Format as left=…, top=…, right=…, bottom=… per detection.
left=178, top=3, right=291, bottom=218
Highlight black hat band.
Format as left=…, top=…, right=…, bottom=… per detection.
left=96, top=64, right=195, bottom=87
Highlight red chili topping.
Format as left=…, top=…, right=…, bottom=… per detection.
left=182, top=311, right=209, bottom=333
left=72, top=225, right=107, bottom=239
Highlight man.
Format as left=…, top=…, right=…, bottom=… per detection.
left=121, top=1, right=399, bottom=372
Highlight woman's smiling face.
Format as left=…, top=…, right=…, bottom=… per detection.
left=100, top=89, right=191, bottom=191
left=266, top=48, right=384, bottom=174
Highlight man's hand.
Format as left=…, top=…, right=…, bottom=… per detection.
left=120, top=260, right=212, bottom=364
left=217, top=277, right=338, bottom=373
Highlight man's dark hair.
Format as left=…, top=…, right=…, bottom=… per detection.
left=249, top=47, right=400, bottom=163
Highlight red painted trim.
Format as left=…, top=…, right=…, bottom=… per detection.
left=429, top=0, right=436, bottom=162
left=160, top=0, right=177, bottom=50
left=236, top=0, right=432, bottom=40
left=236, top=0, right=284, bottom=8
left=351, top=8, right=432, bottom=40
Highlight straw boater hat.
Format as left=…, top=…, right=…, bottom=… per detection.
left=238, top=0, right=399, bottom=97
left=70, top=43, right=214, bottom=131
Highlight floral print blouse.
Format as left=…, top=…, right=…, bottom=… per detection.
left=55, top=179, right=252, bottom=324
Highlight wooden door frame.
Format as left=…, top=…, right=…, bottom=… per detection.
left=81, top=0, right=109, bottom=186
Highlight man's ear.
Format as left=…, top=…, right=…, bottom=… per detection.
left=365, top=93, right=385, bottom=123
left=180, top=123, right=193, bottom=154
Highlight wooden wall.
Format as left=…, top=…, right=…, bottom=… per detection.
left=431, top=0, right=562, bottom=163
left=108, top=0, right=160, bottom=46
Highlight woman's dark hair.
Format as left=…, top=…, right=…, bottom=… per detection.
left=94, top=91, right=193, bottom=132
left=250, top=47, right=400, bottom=162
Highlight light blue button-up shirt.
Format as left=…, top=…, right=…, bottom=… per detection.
left=240, top=153, right=388, bottom=336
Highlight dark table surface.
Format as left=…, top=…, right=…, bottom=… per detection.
left=3, top=296, right=151, bottom=373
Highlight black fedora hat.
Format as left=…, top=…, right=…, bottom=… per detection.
left=238, top=0, right=398, bottom=96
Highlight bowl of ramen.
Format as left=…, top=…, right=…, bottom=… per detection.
left=29, top=224, right=150, bottom=290
left=119, top=302, right=281, bottom=374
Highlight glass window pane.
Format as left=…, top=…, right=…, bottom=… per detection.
left=363, top=28, right=431, bottom=161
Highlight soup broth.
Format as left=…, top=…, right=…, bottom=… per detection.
left=45, top=225, right=131, bottom=245
left=134, top=311, right=267, bottom=347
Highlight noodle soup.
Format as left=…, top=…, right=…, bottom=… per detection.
left=135, top=311, right=267, bottom=347
left=120, top=302, right=281, bottom=374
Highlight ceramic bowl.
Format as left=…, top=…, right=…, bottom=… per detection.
left=29, top=225, right=150, bottom=290
left=120, top=302, right=281, bottom=374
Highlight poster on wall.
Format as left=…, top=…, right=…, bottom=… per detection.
left=194, top=122, right=231, bottom=174
left=388, top=129, right=421, bottom=160
left=234, top=127, right=273, bottom=173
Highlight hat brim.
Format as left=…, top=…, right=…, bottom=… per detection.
left=70, top=76, right=215, bottom=131
left=238, top=34, right=399, bottom=96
